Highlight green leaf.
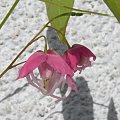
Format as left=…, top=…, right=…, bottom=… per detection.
left=104, top=0, right=120, bottom=22
left=45, top=0, right=74, bottom=44
left=41, top=0, right=112, bottom=17
left=0, top=0, right=20, bottom=29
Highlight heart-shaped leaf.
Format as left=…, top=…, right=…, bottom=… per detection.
left=45, top=0, right=74, bottom=44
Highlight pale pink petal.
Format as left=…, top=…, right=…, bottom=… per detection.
left=17, top=51, right=47, bottom=79
left=46, top=82, right=59, bottom=96
left=30, top=72, right=47, bottom=93
left=26, top=75, right=40, bottom=89
left=46, top=74, right=64, bottom=96
left=31, top=72, right=42, bottom=87
left=54, top=86, right=72, bottom=103
left=38, top=62, right=53, bottom=80
left=61, top=78, right=66, bottom=90
left=39, top=63, right=63, bottom=95
left=47, top=52, right=74, bottom=77
left=46, top=72, right=61, bottom=91
left=63, top=86, right=72, bottom=98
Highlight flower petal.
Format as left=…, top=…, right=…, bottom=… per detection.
left=27, top=73, right=47, bottom=94
left=17, top=51, right=47, bottom=79
left=72, top=44, right=96, bottom=60
left=64, top=44, right=96, bottom=72
left=38, top=62, right=54, bottom=80
left=46, top=73, right=64, bottom=96
left=66, top=75, right=78, bottom=92
left=26, top=75, right=40, bottom=89
left=47, top=49, right=58, bottom=55
left=47, top=50, right=74, bottom=77
left=64, top=51, right=80, bottom=71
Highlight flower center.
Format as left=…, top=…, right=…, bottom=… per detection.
left=43, top=79, right=49, bottom=89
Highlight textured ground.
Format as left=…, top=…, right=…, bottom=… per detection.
left=0, top=0, right=120, bottom=120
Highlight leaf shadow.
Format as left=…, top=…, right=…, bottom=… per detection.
left=107, top=98, right=118, bottom=120
left=46, top=27, right=67, bottom=54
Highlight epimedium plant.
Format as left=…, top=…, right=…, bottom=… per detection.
left=0, top=0, right=119, bottom=101
left=17, top=47, right=78, bottom=103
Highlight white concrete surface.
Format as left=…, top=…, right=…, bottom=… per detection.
left=0, top=0, right=120, bottom=120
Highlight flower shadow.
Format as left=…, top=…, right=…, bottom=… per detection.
left=61, top=77, right=94, bottom=120
left=107, top=98, right=118, bottom=120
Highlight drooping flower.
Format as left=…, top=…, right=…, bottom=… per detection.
left=17, top=50, right=77, bottom=102
left=64, top=44, right=96, bottom=73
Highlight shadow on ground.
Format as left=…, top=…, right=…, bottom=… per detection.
left=107, top=98, right=118, bottom=120
left=0, top=26, right=118, bottom=120
left=61, top=77, right=94, bottom=120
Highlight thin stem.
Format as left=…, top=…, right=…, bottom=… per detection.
left=8, top=36, right=48, bottom=68
left=0, top=0, right=20, bottom=29
left=0, top=35, right=44, bottom=78
left=8, top=26, right=66, bottom=68
left=67, top=7, right=114, bottom=17
left=11, top=61, right=26, bottom=68
left=1, top=23, right=71, bottom=69
left=40, top=0, right=113, bottom=17
left=0, top=12, right=77, bottom=78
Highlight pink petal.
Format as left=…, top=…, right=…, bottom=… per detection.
left=38, top=62, right=53, bottom=80
left=47, top=50, right=74, bottom=77
left=64, top=44, right=96, bottom=72
left=64, top=51, right=80, bottom=71
left=78, top=56, right=92, bottom=70
left=61, top=78, right=66, bottom=90
left=46, top=72, right=60, bottom=92
left=17, top=51, right=47, bottom=79
left=66, top=75, right=78, bottom=92
left=47, top=49, right=58, bottom=55
left=39, top=63, right=65, bottom=96
left=72, top=44, right=96, bottom=60
left=46, top=73, right=64, bottom=96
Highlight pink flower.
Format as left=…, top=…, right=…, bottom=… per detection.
left=17, top=50, right=77, bottom=102
left=64, top=44, right=96, bottom=73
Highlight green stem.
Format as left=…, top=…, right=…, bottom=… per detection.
left=40, top=0, right=113, bottom=17
left=70, top=7, right=114, bottom=17
left=11, top=61, right=26, bottom=68
left=0, top=0, right=20, bottom=29
left=0, top=12, right=78, bottom=78
left=0, top=35, right=44, bottom=78
left=7, top=26, right=68, bottom=68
